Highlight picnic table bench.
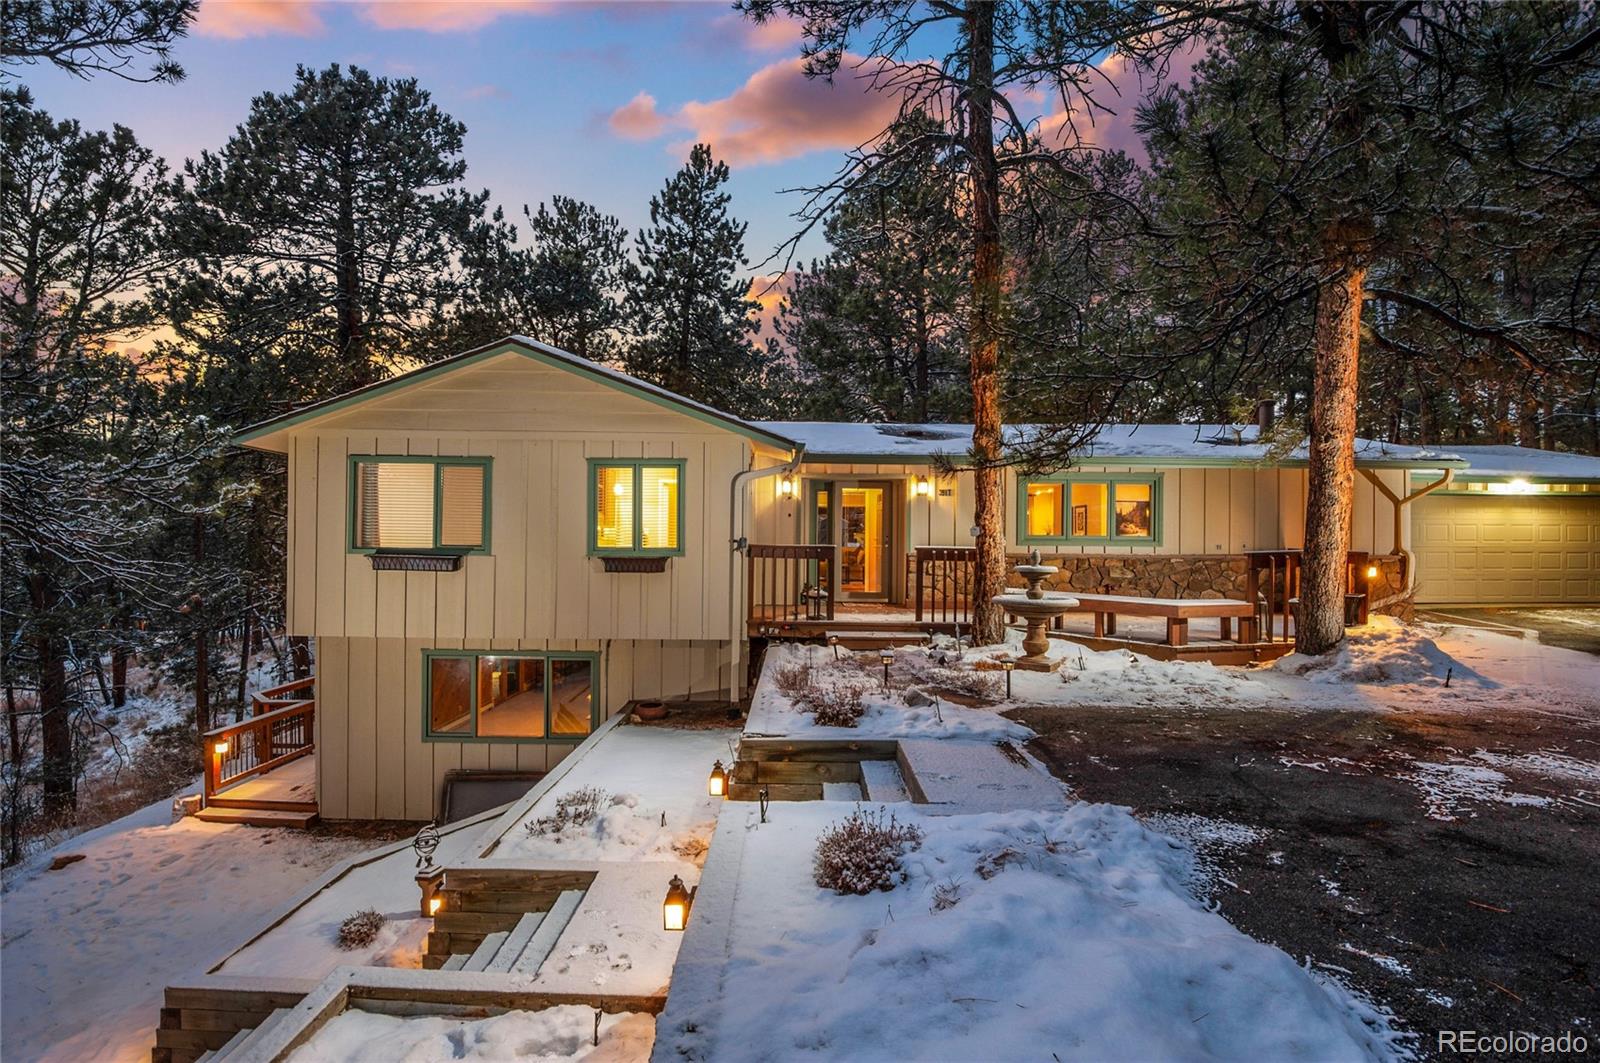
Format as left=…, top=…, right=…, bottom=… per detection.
left=1045, top=592, right=1257, bottom=646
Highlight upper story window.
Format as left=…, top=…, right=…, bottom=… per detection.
left=590, top=459, right=685, bottom=556
left=1019, top=474, right=1161, bottom=545
left=349, top=456, right=490, bottom=553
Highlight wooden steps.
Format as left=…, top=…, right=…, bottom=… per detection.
left=204, top=795, right=318, bottom=814
left=434, top=891, right=585, bottom=977
left=194, top=805, right=317, bottom=828
left=729, top=737, right=900, bottom=802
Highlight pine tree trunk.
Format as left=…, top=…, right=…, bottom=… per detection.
left=966, top=0, right=1007, bottom=645
left=1298, top=263, right=1364, bottom=656
left=111, top=645, right=127, bottom=710
left=28, top=573, right=75, bottom=816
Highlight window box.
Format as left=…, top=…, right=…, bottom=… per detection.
left=1018, top=474, right=1163, bottom=547
left=368, top=552, right=464, bottom=572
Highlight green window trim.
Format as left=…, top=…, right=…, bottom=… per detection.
left=587, top=457, right=688, bottom=557
left=347, top=455, right=493, bottom=556
left=1017, top=473, right=1164, bottom=547
left=421, top=649, right=601, bottom=744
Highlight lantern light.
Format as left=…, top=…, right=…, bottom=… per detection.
left=708, top=759, right=728, bottom=798
left=914, top=475, right=932, bottom=498
left=778, top=473, right=796, bottom=499
left=663, top=874, right=695, bottom=931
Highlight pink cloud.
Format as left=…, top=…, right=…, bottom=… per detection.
left=702, top=11, right=804, bottom=54
left=656, top=55, right=904, bottom=167
left=609, top=91, right=666, bottom=140
left=194, top=0, right=323, bottom=38
left=358, top=0, right=550, bottom=32
left=1035, top=41, right=1202, bottom=160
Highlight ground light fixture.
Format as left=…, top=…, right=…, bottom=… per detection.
left=708, top=759, right=728, bottom=798
left=663, top=874, right=696, bottom=931
left=1001, top=658, right=1015, bottom=700
left=880, top=649, right=894, bottom=690
left=829, top=634, right=840, bottom=661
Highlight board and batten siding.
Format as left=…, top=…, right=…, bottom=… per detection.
left=747, top=462, right=1407, bottom=556
left=314, top=636, right=729, bottom=820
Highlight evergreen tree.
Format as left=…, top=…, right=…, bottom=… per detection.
left=175, top=64, right=491, bottom=392
left=776, top=114, right=967, bottom=423
left=624, top=144, right=773, bottom=414
left=0, top=91, right=206, bottom=823
left=525, top=196, right=628, bottom=361
left=1, top=0, right=198, bottom=84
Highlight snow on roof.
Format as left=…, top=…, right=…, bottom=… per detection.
left=1414, top=444, right=1600, bottom=482
left=756, top=420, right=1468, bottom=468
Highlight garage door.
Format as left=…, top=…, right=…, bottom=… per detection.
left=1414, top=493, right=1600, bottom=604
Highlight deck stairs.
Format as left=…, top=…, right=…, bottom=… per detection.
left=193, top=804, right=317, bottom=828
left=437, top=889, right=585, bottom=974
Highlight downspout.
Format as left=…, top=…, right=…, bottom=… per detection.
left=728, top=445, right=805, bottom=701
left=1359, top=466, right=1455, bottom=599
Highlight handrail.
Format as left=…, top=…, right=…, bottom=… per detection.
left=203, top=681, right=316, bottom=804
left=747, top=543, right=837, bottom=626
left=915, top=546, right=976, bottom=624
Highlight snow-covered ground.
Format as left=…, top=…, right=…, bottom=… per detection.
left=659, top=801, right=1406, bottom=1062
left=0, top=795, right=379, bottom=1063
left=287, top=1005, right=655, bottom=1063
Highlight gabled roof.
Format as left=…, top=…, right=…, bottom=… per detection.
left=234, top=336, right=801, bottom=453
left=757, top=421, right=1473, bottom=470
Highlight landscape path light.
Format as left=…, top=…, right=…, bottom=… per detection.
left=663, top=874, right=696, bottom=931
left=879, top=648, right=893, bottom=691
left=1001, top=658, right=1015, bottom=700
left=708, top=759, right=728, bottom=798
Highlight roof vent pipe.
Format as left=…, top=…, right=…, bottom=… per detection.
left=1255, top=399, right=1275, bottom=433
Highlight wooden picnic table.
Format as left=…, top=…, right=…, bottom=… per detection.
left=1049, top=592, right=1258, bottom=647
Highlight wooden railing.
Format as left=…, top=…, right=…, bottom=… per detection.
left=1244, top=550, right=1372, bottom=642
left=747, top=544, right=837, bottom=626
left=914, top=547, right=976, bottom=625
left=203, top=676, right=315, bottom=803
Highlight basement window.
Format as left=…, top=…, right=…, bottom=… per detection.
left=425, top=651, right=597, bottom=742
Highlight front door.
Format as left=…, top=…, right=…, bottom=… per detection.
left=839, top=483, right=891, bottom=600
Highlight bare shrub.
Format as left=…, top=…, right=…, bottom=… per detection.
left=525, top=786, right=609, bottom=839
left=813, top=807, right=925, bottom=894
left=337, top=908, right=386, bottom=949
left=929, top=667, right=1003, bottom=702
left=773, top=661, right=814, bottom=699
left=806, top=682, right=867, bottom=727
left=931, top=877, right=963, bottom=912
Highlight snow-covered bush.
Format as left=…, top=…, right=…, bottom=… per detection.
left=525, top=786, right=609, bottom=839
left=813, top=807, right=924, bottom=894
left=773, top=661, right=815, bottom=699
left=806, top=682, right=867, bottom=727
left=336, top=908, right=386, bottom=949
left=927, top=667, right=1002, bottom=701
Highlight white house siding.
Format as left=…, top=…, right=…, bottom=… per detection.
left=313, top=635, right=728, bottom=821
left=1413, top=493, right=1600, bottom=605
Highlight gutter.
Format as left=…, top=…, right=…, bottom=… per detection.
left=1360, top=467, right=1455, bottom=597
left=727, top=445, right=805, bottom=701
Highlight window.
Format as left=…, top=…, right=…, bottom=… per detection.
left=350, top=457, right=490, bottom=553
left=1019, top=475, right=1161, bottom=545
left=589, top=459, right=685, bottom=556
left=424, top=651, right=597, bottom=741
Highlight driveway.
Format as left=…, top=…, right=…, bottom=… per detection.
left=1419, top=607, right=1600, bottom=656
left=1012, top=699, right=1600, bottom=1059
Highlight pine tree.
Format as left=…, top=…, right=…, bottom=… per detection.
left=175, top=64, right=491, bottom=392
left=525, top=196, right=628, bottom=361
left=1, top=0, right=198, bottom=84
left=624, top=144, right=773, bottom=414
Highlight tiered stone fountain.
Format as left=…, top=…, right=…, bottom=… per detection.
left=991, top=549, right=1079, bottom=670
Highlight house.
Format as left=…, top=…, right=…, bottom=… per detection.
left=234, top=336, right=1600, bottom=821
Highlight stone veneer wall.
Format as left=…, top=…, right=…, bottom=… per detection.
left=1002, top=552, right=1413, bottom=619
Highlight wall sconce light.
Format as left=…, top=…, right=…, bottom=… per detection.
left=777, top=473, right=796, bottom=499
left=663, top=874, right=696, bottom=931
left=1365, top=564, right=1379, bottom=581
left=879, top=649, right=894, bottom=691
left=428, top=895, right=443, bottom=916
left=707, top=759, right=728, bottom=798
left=914, top=475, right=932, bottom=498
left=1000, top=658, right=1015, bottom=700
left=212, top=739, right=229, bottom=756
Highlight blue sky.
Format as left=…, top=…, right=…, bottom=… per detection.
left=19, top=1, right=907, bottom=270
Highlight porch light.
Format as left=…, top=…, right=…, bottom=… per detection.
left=914, top=475, right=932, bottom=498
left=879, top=649, right=893, bottom=690
left=663, top=874, right=695, bottom=931
left=1001, top=658, right=1015, bottom=700
left=708, top=759, right=728, bottom=798
left=778, top=473, right=796, bottom=499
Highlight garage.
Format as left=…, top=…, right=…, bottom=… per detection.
left=1413, top=491, right=1600, bottom=605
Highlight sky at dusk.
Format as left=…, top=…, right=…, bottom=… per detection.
left=18, top=0, right=912, bottom=272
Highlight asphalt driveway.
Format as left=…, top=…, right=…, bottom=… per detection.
left=1012, top=699, right=1600, bottom=1060
left=1418, top=607, right=1600, bottom=656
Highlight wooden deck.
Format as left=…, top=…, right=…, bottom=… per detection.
left=213, top=755, right=316, bottom=807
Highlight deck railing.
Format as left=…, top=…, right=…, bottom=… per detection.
left=203, top=677, right=315, bottom=803
left=914, top=547, right=976, bottom=625
left=1244, top=550, right=1372, bottom=642
left=747, top=544, right=837, bottom=627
